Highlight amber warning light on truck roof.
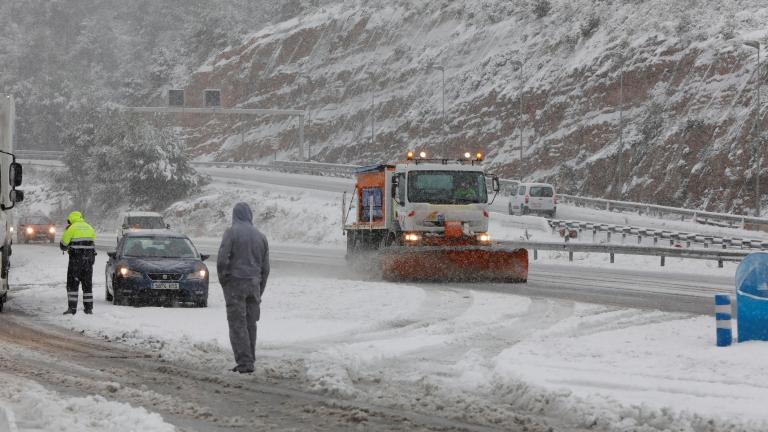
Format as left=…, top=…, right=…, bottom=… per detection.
left=407, top=151, right=414, bottom=160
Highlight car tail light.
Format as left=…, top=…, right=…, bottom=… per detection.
left=524, top=195, right=529, bottom=204
left=483, top=210, right=489, bottom=218
left=407, top=210, right=416, bottom=217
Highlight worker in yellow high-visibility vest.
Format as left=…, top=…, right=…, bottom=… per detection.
left=59, top=211, right=96, bottom=315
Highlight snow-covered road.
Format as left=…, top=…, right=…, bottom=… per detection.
left=4, top=243, right=765, bottom=431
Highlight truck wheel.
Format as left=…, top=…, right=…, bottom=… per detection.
left=1, top=243, right=10, bottom=280
left=0, top=293, right=6, bottom=313
left=522, top=206, right=530, bottom=215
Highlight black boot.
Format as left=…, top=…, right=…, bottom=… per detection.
left=84, top=309, right=93, bottom=315
left=63, top=308, right=76, bottom=315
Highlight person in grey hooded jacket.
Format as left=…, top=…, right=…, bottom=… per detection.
left=217, top=202, right=270, bottom=373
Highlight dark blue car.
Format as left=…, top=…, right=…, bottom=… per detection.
left=105, top=232, right=210, bottom=307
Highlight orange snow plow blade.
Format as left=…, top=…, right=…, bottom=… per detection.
left=380, top=246, right=528, bottom=283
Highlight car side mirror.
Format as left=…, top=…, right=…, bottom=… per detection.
left=200, top=254, right=210, bottom=262
left=9, top=162, right=22, bottom=187
left=166, top=224, right=171, bottom=229
left=121, top=224, right=129, bottom=230
left=492, top=176, right=500, bottom=193
left=107, top=251, right=117, bottom=260
left=9, top=189, right=23, bottom=203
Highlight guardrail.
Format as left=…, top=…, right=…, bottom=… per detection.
left=557, top=193, right=767, bottom=229
left=546, top=219, right=768, bottom=252
left=504, top=240, right=750, bottom=268
left=190, top=160, right=358, bottom=178
left=17, top=150, right=65, bottom=160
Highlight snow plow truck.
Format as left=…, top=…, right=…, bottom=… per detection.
left=343, top=151, right=528, bottom=282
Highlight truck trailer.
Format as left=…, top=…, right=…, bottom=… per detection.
left=343, top=151, right=527, bottom=282
left=0, top=95, right=26, bottom=311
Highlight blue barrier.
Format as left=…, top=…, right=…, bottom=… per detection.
left=715, top=294, right=732, bottom=346
left=735, top=252, right=768, bottom=342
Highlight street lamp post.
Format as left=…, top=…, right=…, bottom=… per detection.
left=366, top=71, right=376, bottom=147
left=428, top=65, right=446, bottom=157
left=297, top=75, right=312, bottom=159
left=510, top=61, right=524, bottom=176
left=745, top=40, right=762, bottom=216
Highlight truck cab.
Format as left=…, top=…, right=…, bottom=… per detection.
left=390, top=158, right=495, bottom=244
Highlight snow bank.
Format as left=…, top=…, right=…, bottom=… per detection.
left=0, top=372, right=174, bottom=432
left=164, top=182, right=345, bottom=246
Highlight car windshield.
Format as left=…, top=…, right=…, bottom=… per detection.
left=529, top=186, right=554, bottom=197
left=126, top=216, right=165, bottom=229
left=22, top=216, right=51, bottom=225
left=122, top=237, right=198, bottom=259
left=407, top=170, right=488, bottom=204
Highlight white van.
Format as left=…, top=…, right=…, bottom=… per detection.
left=116, top=211, right=170, bottom=244
left=508, top=183, right=557, bottom=218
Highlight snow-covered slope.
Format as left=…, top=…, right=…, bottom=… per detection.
left=185, top=0, right=768, bottom=215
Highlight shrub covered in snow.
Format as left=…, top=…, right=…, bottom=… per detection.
left=58, top=110, right=208, bottom=216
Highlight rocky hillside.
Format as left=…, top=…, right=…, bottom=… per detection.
left=180, top=0, right=768, bottom=214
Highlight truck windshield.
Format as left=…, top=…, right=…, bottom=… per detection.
left=407, top=170, right=488, bottom=204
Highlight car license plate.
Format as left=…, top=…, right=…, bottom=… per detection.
left=531, top=203, right=541, bottom=209
left=153, top=282, right=179, bottom=290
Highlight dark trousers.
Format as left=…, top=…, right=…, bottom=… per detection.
left=66, top=252, right=95, bottom=311
left=222, top=278, right=261, bottom=369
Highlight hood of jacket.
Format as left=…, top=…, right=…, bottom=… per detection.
left=232, top=202, right=253, bottom=225
left=67, top=211, right=84, bottom=225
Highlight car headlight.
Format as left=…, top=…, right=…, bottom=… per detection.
left=118, top=267, right=143, bottom=278
left=186, top=268, right=208, bottom=280
left=9, top=227, right=13, bottom=233
left=26, top=227, right=33, bottom=234
left=49, top=227, right=56, bottom=234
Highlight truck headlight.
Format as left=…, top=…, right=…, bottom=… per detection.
left=49, top=227, right=56, bottom=234
left=26, top=227, right=33, bottom=234
left=404, top=233, right=421, bottom=242
left=477, top=233, right=491, bottom=243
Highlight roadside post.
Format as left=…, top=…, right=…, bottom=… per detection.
left=735, top=252, right=768, bottom=342
left=714, top=294, right=732, bottom=346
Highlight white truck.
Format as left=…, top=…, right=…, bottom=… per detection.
left=342, top=151, right=528, bottom=282
left=0, top=95, right=26, bottom=312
